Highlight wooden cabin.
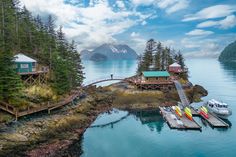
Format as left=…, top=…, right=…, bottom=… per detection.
left=168, top=63, right=182, bottom=73
left=14, top=53, right=37, bottom=74
left=141, top=71, right=170, bottom=82
left=14, top=53, right=48, bottom=85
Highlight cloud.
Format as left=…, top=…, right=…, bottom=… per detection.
left=131, top=0, right=190, bottom=14
left=116, top=0, right=126, bottom=10
left=186, top=29, right=214, bottom=36
left=181, top=34, right=236, bottom=58
left=197, top=15, right=236, bottom=29
left=20, top=0, right=152, bottom=51
left=183, top=5, right=236, bottom=21
left=164, top=0, right=190, bottom=14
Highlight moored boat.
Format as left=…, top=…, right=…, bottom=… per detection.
left=204, top=99, right=232, bottom=119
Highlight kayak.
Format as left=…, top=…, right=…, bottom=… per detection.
left=184, top=107, right=193, bottom=121
left=175, top=107, right=182, bottom=118
left=172, top=106, right=182, bottom=118
left=200, top=106, right=209, bottom=119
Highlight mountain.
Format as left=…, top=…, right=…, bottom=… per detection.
left=219, top=41, right=236, bottom=62
left=81, top=44, right=138, bottom=61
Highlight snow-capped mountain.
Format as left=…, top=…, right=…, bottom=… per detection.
left=81, top=44, right=138, bottom=61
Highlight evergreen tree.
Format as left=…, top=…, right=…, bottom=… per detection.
left=0, top=0, right=23, bottom=102
left=154, top=42, right=162, bottom=70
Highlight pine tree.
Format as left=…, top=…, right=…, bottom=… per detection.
left=0, top=0, right=23, bottom=103
left=68, top=40, right=84, bottom=87
left=154, top=42, right=162, bottom=70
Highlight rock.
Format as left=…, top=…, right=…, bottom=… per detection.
left=193, top=85, right=208, bottom=97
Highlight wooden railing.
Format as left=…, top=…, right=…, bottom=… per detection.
left=0, top=90, right=81, bottom=120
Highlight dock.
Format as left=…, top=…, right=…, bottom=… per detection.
left=199, top=112, right=229, bottom=128
left=159, top=107, right=201, bottom=130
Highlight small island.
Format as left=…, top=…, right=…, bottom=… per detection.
left=0, top=2, right=209, bottom=156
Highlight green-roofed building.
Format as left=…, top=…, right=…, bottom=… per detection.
left=141, top=71, right=170, bottom=82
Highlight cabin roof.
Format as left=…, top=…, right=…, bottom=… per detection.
left=14, top=53, right=37, bottom=63
left=169, top=62, right=181, bottom=67
left=142, top=71, right=170, bottom=77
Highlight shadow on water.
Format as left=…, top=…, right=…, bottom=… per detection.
left=219, top=61, right=236, bottom=79
left=133, top=110, right=164, bottom=133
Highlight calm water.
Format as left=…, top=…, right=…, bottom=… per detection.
left=81, top=59, right=236, bottom=157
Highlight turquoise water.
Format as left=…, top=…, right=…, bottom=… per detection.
left=81, top=59, right=236, bottom=157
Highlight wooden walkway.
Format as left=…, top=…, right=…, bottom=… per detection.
left=159, top=107, right=201, bottom=130
left=0, top=91, right=81, bottom=120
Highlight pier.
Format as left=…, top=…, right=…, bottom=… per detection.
left=199, top=112, right=229, bottom=128
left=159, top=107, right=201, bottom=130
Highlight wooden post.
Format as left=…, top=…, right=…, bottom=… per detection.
left=15, top=109, right=18, bottom=121
left=47, top=101, right=50, bottom=114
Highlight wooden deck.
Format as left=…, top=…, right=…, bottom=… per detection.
left=199, top=112, right=229, bottom=128
left=159, top=107, right=201, bottom=130
left=0, top=90, right=81, bottom=120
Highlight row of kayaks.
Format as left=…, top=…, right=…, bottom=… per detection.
left=172, top=106, right=193, bottom=121
left=172, top=106, right=209, bottom=121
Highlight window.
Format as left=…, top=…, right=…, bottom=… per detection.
left=21, top=64, right=29, bottom=69
left=32, top=62, right=36, bottom=68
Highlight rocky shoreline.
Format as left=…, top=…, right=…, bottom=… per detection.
left=0, top=81, right=207, bottom=156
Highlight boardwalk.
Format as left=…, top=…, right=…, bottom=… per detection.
left=174, top=80, right=190, bottom=107
left=0, top=90, right=81, bottom=120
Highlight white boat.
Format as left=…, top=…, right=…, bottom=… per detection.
left=204, top=99, right=232, bottom=119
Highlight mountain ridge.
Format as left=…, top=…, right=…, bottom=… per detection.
left=81, top=43, right=138, bottom=61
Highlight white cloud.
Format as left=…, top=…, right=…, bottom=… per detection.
left=131, top=0, right=190, bottom=14
left=116, top=0, right=126, bottom=10
left=131, top=0, right=155, bottom=6
left=130, top=32, right=140, bottom=37
left=186, top=29, right=214, bottom=36
left=141, top=20, right=147, bottom=25
left=181, top=34, right=236, bottom=58
left=20, top=0, right=152, bottom=51
left=164, top=0, right=189, bottom=14
left=183, top=5, right=236, bottom=21
left=197, top=15, right=236, bottom=29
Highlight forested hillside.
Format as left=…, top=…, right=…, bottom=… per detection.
left=0, top=0, right=84, bottom=105
left=219, top=40, right=236, bottom=62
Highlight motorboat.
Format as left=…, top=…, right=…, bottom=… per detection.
left=204, top=99, right=232, bottom=119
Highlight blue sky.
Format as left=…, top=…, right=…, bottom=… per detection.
left=20, top=0, right=236, bottom=57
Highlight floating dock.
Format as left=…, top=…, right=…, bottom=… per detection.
left=199, top=112, right=229, bottom=128
left=159, top=107, right=201, bottom=130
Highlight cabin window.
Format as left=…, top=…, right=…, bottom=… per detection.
left=21, top=64, right=29, bottom=69
left=32, top=62, right=36, bottom=68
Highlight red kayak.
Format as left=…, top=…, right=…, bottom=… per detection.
left=200, top=110, right=209, bottom=119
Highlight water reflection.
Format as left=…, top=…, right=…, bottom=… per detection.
left=219, top=61, right=236, bottom=80
left=134, top=110, right=164, bottom=133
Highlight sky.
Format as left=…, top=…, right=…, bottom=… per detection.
left=19, top=0, right=236, bottom=58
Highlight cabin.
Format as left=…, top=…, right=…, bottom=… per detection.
left=129, top=71, right=174, bottom=90
left=168, top=63, right=182, bottom=73
left=14, top=53, right=37, bottom=74
left=14, top=53, right=48, bottom=85
left=141, top=71, right=170, bottom=82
